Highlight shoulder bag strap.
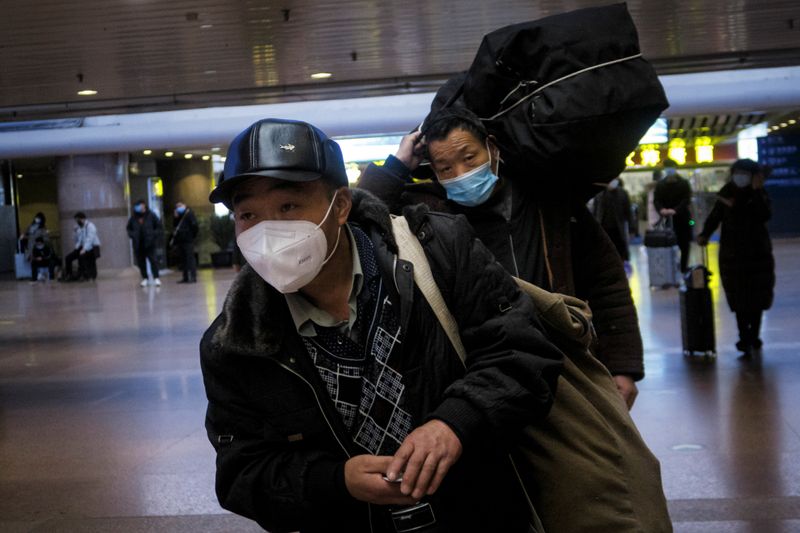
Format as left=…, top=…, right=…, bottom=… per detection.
left=390, top=214, right=546, bottom=533
left=390, top=215, right=467, bottom=365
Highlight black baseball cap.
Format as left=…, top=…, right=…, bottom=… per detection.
left=209, top=118, right=348, bottom=206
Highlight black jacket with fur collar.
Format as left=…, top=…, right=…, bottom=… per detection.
left=201, top=190, right=563, bottom=533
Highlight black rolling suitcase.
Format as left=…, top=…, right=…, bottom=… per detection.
left=680, top=247, right=716, bottom=358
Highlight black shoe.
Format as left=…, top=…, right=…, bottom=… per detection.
left=735, top=340, right=749, bottom=352
left=177, top=279, right=190, bottom=284
left=752, top=338, right=763, bottom=349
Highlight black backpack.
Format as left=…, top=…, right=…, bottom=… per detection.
left=427, top=3, right=668, bottom=193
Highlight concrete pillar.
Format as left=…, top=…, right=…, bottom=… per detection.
left=56, top=153, right=131, bottom=270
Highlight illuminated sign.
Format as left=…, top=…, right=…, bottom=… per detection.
left=695, top=137, right=714, bottom=163
left=640, top=145, right=661, bottom=167
left=668, top=139, right=687, bottom=165
left=625, top=151, right=636, bottom=167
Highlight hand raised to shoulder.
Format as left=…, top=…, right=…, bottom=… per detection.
left=394, top=131, right=425, bottom=171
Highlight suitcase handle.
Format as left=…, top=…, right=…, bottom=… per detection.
left=654, top=215, right=674, bottom=230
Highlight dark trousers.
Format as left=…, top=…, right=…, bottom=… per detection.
left=31, top=258, right=55, bottom=280
left=178, top=242, right=197, bottom=281
left=64, top=249, right=82, bottom=279
left=136, top=246, right=159, bottom=279
left=64, top=249, right=97, bottom=280
left=674, top=218, right=693, bottom=273
left=735, top=311, right=763, bottom=347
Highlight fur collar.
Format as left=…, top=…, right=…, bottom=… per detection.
left=208, top=189, right=400, bottom=357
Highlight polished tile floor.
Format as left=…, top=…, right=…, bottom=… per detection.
left=1, top=241, right=799, bottom=532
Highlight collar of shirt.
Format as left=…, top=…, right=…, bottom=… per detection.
left=284, top=224, right=364, bottom=337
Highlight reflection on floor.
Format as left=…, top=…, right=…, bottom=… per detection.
left=1, top=241, right=799, bottom=532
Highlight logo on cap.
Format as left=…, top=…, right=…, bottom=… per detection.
left=280, top=144, right=296, bottom=152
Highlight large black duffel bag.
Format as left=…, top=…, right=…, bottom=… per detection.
left=427, top=3, right=668, bottom=190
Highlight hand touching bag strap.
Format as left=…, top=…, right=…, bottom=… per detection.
left=391, top=214, right=546, bottom=533
left=390, top=215, right=467, bottom=366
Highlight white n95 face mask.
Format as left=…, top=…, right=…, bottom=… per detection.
left=236, top=192, right=341, bottom=293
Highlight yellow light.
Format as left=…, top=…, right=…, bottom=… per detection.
left=202, top=155, right=210, bottom=161
left=220, top=156, right=227, bottom=162
left=143, top=149, right=152, bottom=155
left=640, top=145, right=661, bottom=167
left=310, top=72, right=332, bottom=79
left=165, top=151, right=174, bottom=157
left=184, top=154, right=193, bottom=159
left=77, top=89, right=98, bottom=96
left=152, top=178, right=163, bottom=197
left=780, top=123, right=788, bottom=128
left=625, top=151, right=636, bottom=167
left=790, top=119, right=797, bottom=125
left=667, top=138, right=687, bottom=166
left=668, top=147, right=686, bottom=165
left=695, top=145, right=714, bottom=163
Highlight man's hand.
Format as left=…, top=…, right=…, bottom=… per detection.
left=386, top=419, right=462, bottom=500
left=696, top=235, right=709, bottom=246
left=79, top=248, right=86, bottom=255
left=659, top=208, right=676, bottom=217
left=613, top=374, right=638, bottom=410
left=394, top=131, right=425, bottom=171
left=344, top=455, right=417, bottom=505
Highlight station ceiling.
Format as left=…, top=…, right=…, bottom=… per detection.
left=2, top=0, right=800, bottom=123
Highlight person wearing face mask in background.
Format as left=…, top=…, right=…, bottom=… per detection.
left=126, top=200, right=163, bottom=287
left=697, top=159, right=775, bottom=357
left=358, top=107, right=644, bottom=409
left=19, top=212, right=51, bottom=262
left=590, top=177, right=634, bottom=273
left=30, top=236, right=56, bottom=282
left=201, top=118, right=565, bottom=533
left=653, top=158, right=693, bottom=273
left=62, top=212, right=101, bottom=281
left=170, top=201, right=199, bottom=283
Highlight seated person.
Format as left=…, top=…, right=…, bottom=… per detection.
left=30, top=236, right=55, bottom=281
left=62, top=212, right=100, bottom=281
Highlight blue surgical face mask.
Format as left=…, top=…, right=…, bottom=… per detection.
left=134, top=205, right=145, bottom=214
left=732, top=172, right=751, bottom=188
left=439, top=143, right=499, bottom=207
left=664, top=167, right=677, bottom=177
left=176, top=206, right=186, bottom=215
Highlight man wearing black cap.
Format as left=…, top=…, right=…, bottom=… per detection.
left=201, top=118, right=563, bottom=532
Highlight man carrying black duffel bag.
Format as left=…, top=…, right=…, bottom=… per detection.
left=360, top=108, right=645, bottom=408
left=360, top=3, right=668, bottom=409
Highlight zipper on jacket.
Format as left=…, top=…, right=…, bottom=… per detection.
left=275, top=360, right=376, bottom=533
left=274, top=361, right=351, bottom=458
left=508, top=234, right=521, bottom=277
